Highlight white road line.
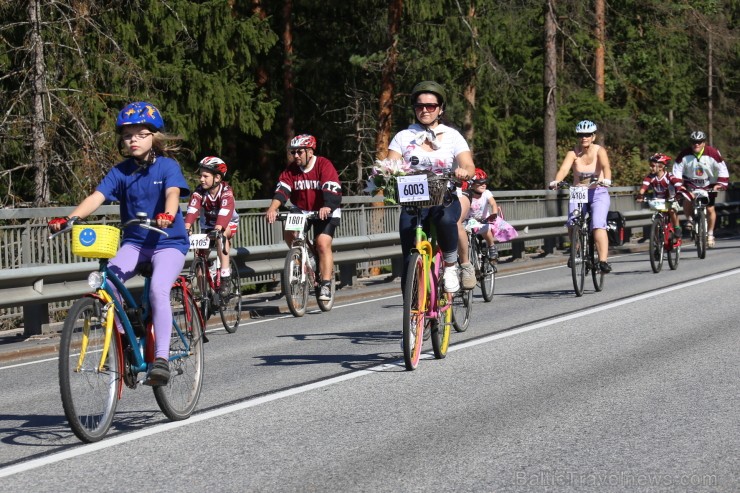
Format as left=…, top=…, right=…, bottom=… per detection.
left=1, top=267, right=737, bottom=479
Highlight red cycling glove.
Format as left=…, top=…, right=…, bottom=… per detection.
left=48, top=217, right=68, bottom=230
left=156, top=213, right=175, bottom=223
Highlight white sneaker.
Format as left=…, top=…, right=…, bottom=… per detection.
left=460, top=262, right=476, bottom=290
left=707, top=235, right=715, bottom=248
left=443, top=265, right=460, bottom=293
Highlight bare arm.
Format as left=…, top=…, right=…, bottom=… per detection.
left=455, top=150, right=475, bottom=181
left=155, top=187, right=182, bottom=228
left=265, top=198, right=283, bottom=224
left=69, top=191, right=107, bottom=220
left=552, top=151, right=576, bottom=185
left=598, top=146, right=612, bottom=182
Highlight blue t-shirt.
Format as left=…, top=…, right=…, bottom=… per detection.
left=96, top=156, right=190, bottom=254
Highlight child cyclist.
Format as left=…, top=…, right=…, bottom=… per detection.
left=48, top=101, right=190, bottom=386
left=635, top=153, right=685, bottom=243
left=463, top=168, right=518, bottom=261
left=463, top=168, right=499, bottom=260
left=184, top=156, right=239, bottom=296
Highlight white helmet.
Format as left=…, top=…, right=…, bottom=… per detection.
left=575, top=120, right=597, bottom=134
left=690, top=130, right=706, bottom=142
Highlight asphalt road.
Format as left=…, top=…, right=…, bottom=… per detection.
left=1, top=235, right=738, bottom=492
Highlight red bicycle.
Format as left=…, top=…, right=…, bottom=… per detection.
left=189, top=230, right=242, bottom=333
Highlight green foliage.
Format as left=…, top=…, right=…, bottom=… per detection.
left=1, top=0, right=737, bottom=207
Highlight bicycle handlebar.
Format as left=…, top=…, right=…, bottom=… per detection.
left=554, top=178, right=608, bottom=190
left=276, top=211, right=321, bottom=221
left=48, top=212, right=169, bottom=240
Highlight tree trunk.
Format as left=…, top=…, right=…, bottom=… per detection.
left=30, top=0, right=50, bottom=205
left=374, top=0, right=402, bottom=161
left=252, top=0, right=273, bottom=194
left=543, top=0, right=558, bottom=186
left=707, top=30, right=713, bottom=145
left=462, top=1, right=477, bottom=148
left=282, top=0, right=295, bottom=146
left=594, top=0, right=605, bottom=102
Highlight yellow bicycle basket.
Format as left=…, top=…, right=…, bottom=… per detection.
left=71, top=225, right=121, bottom=259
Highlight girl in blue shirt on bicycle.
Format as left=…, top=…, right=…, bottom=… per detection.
left=48, top=101, right=190, bottom=385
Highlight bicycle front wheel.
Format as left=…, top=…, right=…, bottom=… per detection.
left=153, top=285, right=204, bottom=421
left=402, top=252, right=425, bottom=370
left=282, top=247, right=309, bottom=317
left=431, top=264, right=452, bottom=359
left=219, top=259, right=242, bottom=333
left=695, top=209, right=707, bottom=259
left=59, top=296, right=119, bottom=443
left=570, top=226, right=586, bottom=297
left=189, top=257, right=211, bottom=322
left=649, top=216, right=665, bottom=273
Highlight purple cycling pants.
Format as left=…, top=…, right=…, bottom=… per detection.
left=567, top=186, right=610, bottom=230
left=108, top=243, right=186, bottom=360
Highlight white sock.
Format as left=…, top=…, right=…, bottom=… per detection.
left=221, top=268, right=231, bottom=277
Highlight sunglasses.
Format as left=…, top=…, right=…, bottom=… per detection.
left=289, top=149, right=305, bottom=155
left=576, top=133, right=594, bottom=138
left=691, top=140, right=705, bottom=145
left=413, top=103, right=441, bottom=111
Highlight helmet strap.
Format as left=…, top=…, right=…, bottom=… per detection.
left=133, top=149, right=156, bottom=170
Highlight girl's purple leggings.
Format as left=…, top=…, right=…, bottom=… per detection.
left=107, top=243, right=186, bottom=360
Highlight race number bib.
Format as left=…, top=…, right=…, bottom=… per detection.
left=189, top=233, right=210, bottom=250
left=285, top=213, right=307, bottom=232
left=569, top=186, right=588, bottom=204
left=396, top=174, right=430, bottom=203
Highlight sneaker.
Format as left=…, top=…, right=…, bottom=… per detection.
left=219, top=276, right=231, bottom=297
left=443, top=265, right=460, bottom=293
left=598, top=261, right=612, bottom=273
left=684, top=220, right=694, bottom=231
left=460, top=262, right=476, bottom=290
left=567, top=256, right=581, bottom=269
left=488, top=245, right=498, bottom=261
left=401, top=330, right=416, bottom=351
left=318, top=282, right=332, bottom=301
left=146, top=357, right=170, bottom=386
left=707, top=235, right=715, bottom=248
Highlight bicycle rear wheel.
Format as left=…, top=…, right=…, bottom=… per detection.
left=430, top=263, right=452, bottom=359
left=282, top=247, right=309, bottom=317
left=189, top=257, right=211, bottom=322
left=219, top=259, right=242, bottom=333
left=649, top=216, right=664, bottom=273
left=695, top=209, right=707, bottom=259
left=452, top=237, right=473, bottom=331
left=153, top=285, right=204, bottom=420
left=59, top=296, right=119, bottom=443
left=570, top=226, right=586, bottom=297
left=451, top=286, right=471, bottom=332
left=402, top=252, right=425, bottom=370
left=479, top=260, right=496, bottom=303
left=591, top=234, right=605, bottom=292
left=667, top=225, right=680, bottom=270
left=315, top=273, right=336, bottom=312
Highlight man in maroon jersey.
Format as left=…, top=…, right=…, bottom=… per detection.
left=265, top=134, right=342, bottom=301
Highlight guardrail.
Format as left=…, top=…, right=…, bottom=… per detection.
left=1, top=188, right=737, bottom=336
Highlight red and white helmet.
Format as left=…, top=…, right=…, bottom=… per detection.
left=472, top=168, right=488, bottom=184
left=198, top=156, right=228, bottom=177
left=648, top=153, right=672, bottom=166
left=289, top=134, right=317, bottom=150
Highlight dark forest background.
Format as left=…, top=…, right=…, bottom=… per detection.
left=1, top=0, right=737, bottom=207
